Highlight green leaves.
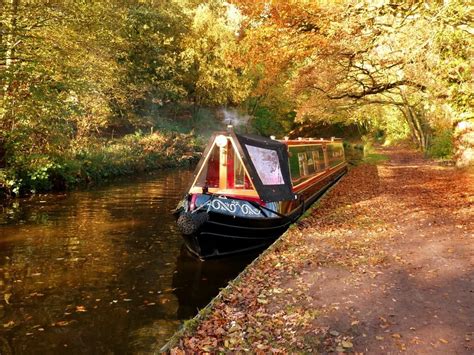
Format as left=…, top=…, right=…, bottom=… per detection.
left=180, top=3, right=251, bottom=107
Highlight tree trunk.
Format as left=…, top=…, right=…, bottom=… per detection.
left=397, top=105, right=421, bottom=148
left=1, top=0, right=19, bottom=126
left=399, top=92, right=431, bottom=152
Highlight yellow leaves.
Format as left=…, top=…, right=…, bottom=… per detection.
left=341, top=340, right=353, bottom=348
left=227, top=323, right=241, bottom=333
left=214, top=327, right=225, bottom=336
left=3, top=321, right=15, bottom=328
left=398, top=342, right=407, bottom=351
left=75, top=305, right=87, bottom=312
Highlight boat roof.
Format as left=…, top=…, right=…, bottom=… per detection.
left=278, top=137, right=343, bottom=145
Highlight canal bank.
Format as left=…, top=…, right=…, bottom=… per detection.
left=162, top=147, right=473, bottom=354
left=0, top=131, right=202, bottom=200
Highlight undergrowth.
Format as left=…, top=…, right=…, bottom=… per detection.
left=427, top=129, right=454, bottom=159
left=0, top=131, right=202, bottom=197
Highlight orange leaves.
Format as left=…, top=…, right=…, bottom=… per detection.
left=172, top=148, right=473, bottom=353
left=75, top=305, right=87, bottom=312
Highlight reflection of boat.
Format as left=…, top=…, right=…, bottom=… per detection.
left=174, top=127, right=347, bottom=259
left=172, top=246, right=257, bottom=319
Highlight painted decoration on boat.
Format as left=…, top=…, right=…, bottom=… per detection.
left=245, top=145, right=284, bottom=185
left=193, top=195, right=278, bottom=218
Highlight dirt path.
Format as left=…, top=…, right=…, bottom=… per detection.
left=170, top=148, right=473, bottom=354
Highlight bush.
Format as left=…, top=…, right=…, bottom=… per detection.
left=428, top=129, right=454, bottom=159
left=0, top=131, right=203, bottom=197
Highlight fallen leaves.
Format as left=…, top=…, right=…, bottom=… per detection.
left=3, top=321, right=15, bottom=328
left=170, top=148, right=474, bottom=353
left=75, top=305, right=87, bottom=312
left=341, top=340, right=353, bottom=348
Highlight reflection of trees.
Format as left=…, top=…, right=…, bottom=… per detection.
left=0, top=170, right=194, bottom=353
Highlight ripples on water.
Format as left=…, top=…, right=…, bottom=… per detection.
left=0, top=170, right=257, bottom=354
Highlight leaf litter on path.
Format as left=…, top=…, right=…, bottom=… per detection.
left=169, top=148, right=473, bottom=353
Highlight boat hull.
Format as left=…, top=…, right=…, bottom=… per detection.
left=181, top=212, right=294, bottom=259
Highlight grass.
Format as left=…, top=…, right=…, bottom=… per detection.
left=363, top=153, right=389, bottom=165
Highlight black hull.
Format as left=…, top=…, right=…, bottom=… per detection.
left=181, top=212, right=296, bottom=259
left=178, top=166, right=347, bottom=259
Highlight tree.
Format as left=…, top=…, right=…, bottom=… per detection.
left=180, top=1, right=250, bottom=110
left=118, top=1, right=190, bottom=123
left=236, top=0, right=472, bottom=162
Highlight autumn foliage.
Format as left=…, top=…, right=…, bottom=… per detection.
left=1, top=0, right=472, bottom=196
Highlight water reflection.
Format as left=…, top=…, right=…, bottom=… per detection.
left=173, top=247, right=259, bottom=319
left=0, top=170, right=255, bottom=354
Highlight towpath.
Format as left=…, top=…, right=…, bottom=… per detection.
left=169, top=147, right=473, bottom=354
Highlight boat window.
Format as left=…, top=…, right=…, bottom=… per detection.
left=289, top=145, right=327, bottom=184
left=327, top=144, right=344, bottom=167
left=312, top=151, right=321, bottom=171
left=245, top=145, right=284, bottom=185
left=298, top=153, right=309, bottom=177
left=289, top=152, right=300, bottom=182
left=307, top=153, right=315, bottom=175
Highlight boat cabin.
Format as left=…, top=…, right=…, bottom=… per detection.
left=287, top=138, right=345, bottom=189
left=188, top=131, right=344, bottom=203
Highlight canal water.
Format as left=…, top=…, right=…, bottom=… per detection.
left=0, top=170, right=257, bottom=354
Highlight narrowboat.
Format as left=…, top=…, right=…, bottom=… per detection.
left=174, top=127, right=347, bottom=259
